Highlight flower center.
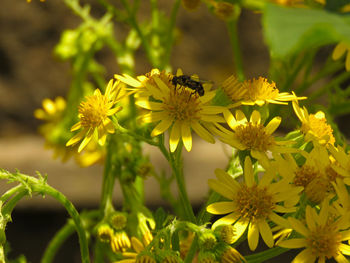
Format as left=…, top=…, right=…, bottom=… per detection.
left=306, top=222, right=342, bottom=260
left=293, top=165, right=319, bottom=188
left=162, top=86, right=201, bottom=122
left=235, top=185, right=275, bottom=221
left=301, top=114, right=335, bottom=144
left=243, top=77, right=279, bottom=101
left=234, top=123, right=275, bottom=152
left=79, top=94, right=109, bottom=128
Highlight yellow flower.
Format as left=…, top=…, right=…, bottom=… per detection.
left=275, top=145, right=338, bottom=204
left=134, top=69, right=225, bottom=152
left=332, top=42, right=350, bottom=71
left=293, top=100, right=335, bottom=145
left=66, top=80, right=124, bottom=152
left=116, top=233, right=153, bottom=263
left=278, top=200, right=350, bottom=263
left=221, top=75, right=306, bottom=107
left=207, top=156, right=302, bottom=251
left=328, top=144, right=350, bottom=184
left=74, top=140, right=105, bottom=167
left=220, top=109, right=296, bottom=162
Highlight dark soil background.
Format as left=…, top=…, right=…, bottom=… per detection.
left=0, top=1, right=299, bottom=262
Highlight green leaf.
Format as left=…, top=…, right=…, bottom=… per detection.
left=263, top=3, right=350, bottom=58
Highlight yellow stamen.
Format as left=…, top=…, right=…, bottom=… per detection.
left=235, top=123, right=275, bottom=152
left=236, top=185, right=275, bottom=221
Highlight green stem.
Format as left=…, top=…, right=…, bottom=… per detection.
left=162, top=0, right=181, bottom=70
left=245, top=247, right=289, bottom=263
left=41, top=222, right=75, bottom=263
left=0, top=184, right=23, bottom=203
left=0, top=172, right=90, bottom=263
left=184, top=234, right=198, bottom=263
left=226, top=10, right=245, bottom=81
left=120, top=0, right=154, bottom=66
left=308, top=70, right=350, bottom=102
left=100, top=137, right=118, bottom=217
left=169, top=146, right=196, bottom=223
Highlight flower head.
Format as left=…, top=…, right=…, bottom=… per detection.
left=207, top=156, right=302, bottom=251
left=135, top=69, right=225, bottom=152
left=293, top=100, right=335, bottom=145
left=278, top=200, right=350, bottom=263
left=275, top=145, right=339, bottom=204
left=220, top=109, right=295, bottom=161
left=66, top=80, right=124, bottom=152
left=221, top=75, right=306, bottom=107
left=117, top=233, right=153, bottom=263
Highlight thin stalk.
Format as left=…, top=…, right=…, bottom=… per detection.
left=308, top=70, right=350, bottom=102
left=120, top=0, right=154, bottom=66
left=41, top=222, right=75, bottom=263
left=162, top=0, right=181, bottom=70
left=0, top=181, right=90, bottom=263
left=169, top=145, right=196, bottom=223
left=226, top=10, right=245, bottom=81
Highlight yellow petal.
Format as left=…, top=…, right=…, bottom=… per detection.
left=214, top=169, right=240, bottom=192
left=191, top=121, right=215, bottom=144
left=305, top=206, right=316, bottom=231
left=292, top=248, right=316, bottom=263
left=207, top=179, right=235, bottom=200
left=339, top=243, right=350, bottom=256
left=78, top=129, right=94, bottom=153
left=151, top=117, right=173, bottom=137
left=332, top=42, right=348, bottom=60
left=278, top=238, right=307, bottom=249
left=154, top=77, right=170, bottom=94
left=265, top=117, right=281, bottom=135
left=248, top=222, right=259, bottom=251
left=244, top=156, right=254, bottom=187
left=169, top=121, right=181, bottom=152
left=71, top=122, right=82, bottom=132
left=66, top=129, right=86, bottom=146
left=211, top=212, right=240, bottom=230
left=258, top=220, right=274, bottom=248
left=181, top=122, right=192, bottom=152
left=250, top=110, right=261, bottom=124
left=288, top=217, right=309, bottom=237
left=115, top=74, right=142, bottom=87
left=206, top=201, right=235, bottom=214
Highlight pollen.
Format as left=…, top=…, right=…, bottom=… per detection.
left=144, top=70, right=172, bottom=87
left=235, top=123, right=275, bottom=152
left=242, top=77, right=279, bottom=101
left=306, top=223, right=342, bottom=260
left=162, top=87, right=201, bottom=122
left=293, top=165, right=318, bottom=187
left=235, top=185, right=275, bottom=221
left=305, top=177, right=330, bottom=204
left=301, top=113, right=335, bottom=144
left=79, top=94, right=109, bottom=128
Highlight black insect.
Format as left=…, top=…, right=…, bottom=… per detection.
left=172, top=75, right=205, bottom=96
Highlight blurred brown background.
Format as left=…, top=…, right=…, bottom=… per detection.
left=0, top=0, right=272, bottom=262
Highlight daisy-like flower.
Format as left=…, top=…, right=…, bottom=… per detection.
left=116, top=232, right=154, bottom=263
left=278, top=199, right=350, bottom=263
left=328, top=144, right=350, bottom=184
left=66, top=80, right=124, bottom=153
left=206, top=156, right=302, bottom=251
left=221, top=75, right=306, bottom=107
left=275, top=145, right=339, bottom=204
left=220, top=109, right=296, bottom=162
left=332, top=42, right=350, bottom=71
left=293, top=100, right=335, bottom=145
left=134, top=69, right=225, bottom=152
